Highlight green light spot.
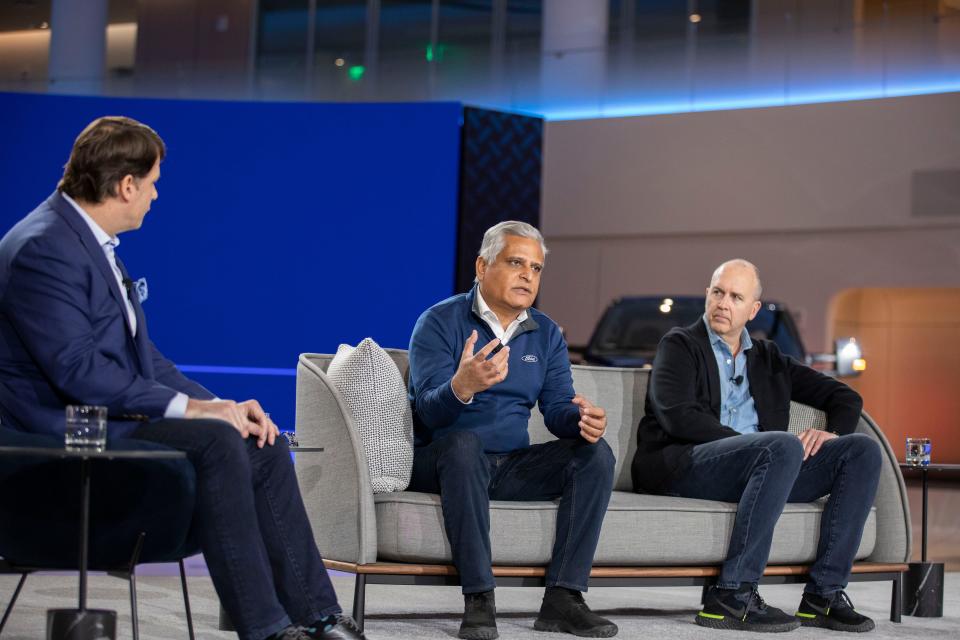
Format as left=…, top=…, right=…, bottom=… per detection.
left=425, top=43, right=447, bottom=62
left=348, top=65, right=365, bottom=81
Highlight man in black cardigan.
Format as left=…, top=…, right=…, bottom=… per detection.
left=632, top=259, right=882, bottom=634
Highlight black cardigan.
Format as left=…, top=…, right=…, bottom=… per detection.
left=631, top=320, right=863, bottom=494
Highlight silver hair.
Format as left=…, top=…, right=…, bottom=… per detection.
left=474, top=221, right=548, bottom=282
left=711, top=259, right=763, bottom=299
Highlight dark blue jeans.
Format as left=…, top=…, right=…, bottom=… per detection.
left=662, top=431, right=882, bottom=596
left=409, top=431, right=616, bottom=594
left=132, top=419, right=341, bottom=640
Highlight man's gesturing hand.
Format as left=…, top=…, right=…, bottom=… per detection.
left=185, top=398, right=279, bottom=447
left=450, top=329, right=510, bottom=403
left=797, top=428, right=837, bottom=460
left=572, top=394, right=607, bottom=443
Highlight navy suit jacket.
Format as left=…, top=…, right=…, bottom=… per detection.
left=0, top=191, right=213, bottom=438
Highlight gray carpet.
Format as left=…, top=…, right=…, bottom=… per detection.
left=1, top=571, right=957, bottom=639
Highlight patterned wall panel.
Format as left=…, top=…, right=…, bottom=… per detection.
left=456, top=106, right=544, bottom=293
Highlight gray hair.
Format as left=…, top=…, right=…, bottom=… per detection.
left=711, top=258, right=763, bottom=300
left=474, top=221, right=548, bottom=282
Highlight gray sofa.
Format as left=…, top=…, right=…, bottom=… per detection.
left=294, top=350, right=911, bottom=628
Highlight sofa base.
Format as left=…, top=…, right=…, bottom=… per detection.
left=325, top=560, right=907, bottom=632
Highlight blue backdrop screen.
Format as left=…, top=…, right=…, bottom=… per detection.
left=0, top=93, right=462, bottom=429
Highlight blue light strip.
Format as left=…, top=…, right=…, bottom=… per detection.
left=178, top=365, right=297, bottom=377
left=539, top=83, right=960, bottom=121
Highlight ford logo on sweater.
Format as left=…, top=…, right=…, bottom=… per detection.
left=521, top=355, right=538, bottom=363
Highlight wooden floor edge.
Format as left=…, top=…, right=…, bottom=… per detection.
left=324, top=560, right=908, bottom=577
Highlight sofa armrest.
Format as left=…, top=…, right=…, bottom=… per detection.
left=857, top=410, right=912, bottom=563
left=294, top=354, right=378, bottom=564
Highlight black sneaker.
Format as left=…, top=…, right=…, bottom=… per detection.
left=696, top=585, right=800, bottom=632
left=796, top=591, right=875, bottom=632
left=268, top=626, right=312, bottom=640
left=534, top=587, right=618, bottom=637
left=460, top=590, right=498, bottom=640
left=302, top=615, right=368, bottom=640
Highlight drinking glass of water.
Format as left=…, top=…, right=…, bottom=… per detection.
left=65, top=405, right=107, bottom=451
left=905, top=437, right=931, bottom=467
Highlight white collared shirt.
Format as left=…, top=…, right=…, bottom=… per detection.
left=62, top=192, right=137, bottom=336
left=475, top=287, right=528, bottom=346
left=61, top=192, right=188, bottom=418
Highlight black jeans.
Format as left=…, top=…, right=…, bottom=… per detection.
left=661, top=431, right=882, bottom=596
left=409, top=431, right=616, bottom=594
left=132, top=419, right=340, bottom=640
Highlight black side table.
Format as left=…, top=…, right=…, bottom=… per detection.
left=217, top=445, right=324, bottom=633
left=0, top=446, right=185, bottom=640
left=897, top=462, right=960, bottom=617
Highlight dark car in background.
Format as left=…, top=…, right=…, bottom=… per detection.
left=578, top=296, right=864, bottom=377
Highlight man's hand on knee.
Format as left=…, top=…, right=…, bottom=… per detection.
left=797, top=428, right=837, bottom=460
left=185, top=398, right=258, bottom=441
left=572, top=394, right=607, bottom=443
left=238, top=399, right=279, bottom=448
left=451, top=329, right=510, bottom=402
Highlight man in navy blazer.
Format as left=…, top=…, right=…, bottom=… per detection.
left=0, top=117, right=363, bottom=640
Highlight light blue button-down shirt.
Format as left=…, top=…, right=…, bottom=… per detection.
left=703, top=315, right=758, bottom=434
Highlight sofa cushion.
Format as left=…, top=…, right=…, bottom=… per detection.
left=788, top=401, right=828, bottom=434
left=527, top=365, right=832, bottom=493
left=327, top=338, right=414, bottom=493
left=528, top=365, right=645, bottom=493
left=374, top=490, right=876, bottom=566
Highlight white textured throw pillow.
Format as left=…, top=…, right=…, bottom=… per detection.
left=326, top=338, right=413, bottom=493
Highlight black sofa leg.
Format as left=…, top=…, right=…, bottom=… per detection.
left=890, top=573, right=902, bottom=623
left=178, top=560, right=196, bottom=640
left=700, top=580, right=712, bottom=605
left=0, top=573, right=27, bottom=633
left=352, top=573, right=366, bottom=631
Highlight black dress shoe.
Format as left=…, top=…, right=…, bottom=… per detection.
left=534, top=587, right=618, bottom=637
left=302, top=615, right=368, bottom=639
left=696, top=584, right=800, bottom=633
left=796, top=591, right=875, bottom=632
left=460, top=590, right=498, bottom=640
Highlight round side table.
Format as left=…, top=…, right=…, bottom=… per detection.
left=897, top=462, right=960, bottom=618
left=0, top=446, right=185, bottom=640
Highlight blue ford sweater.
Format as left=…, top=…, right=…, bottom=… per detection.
left=408, top=287, right=581, bottom=453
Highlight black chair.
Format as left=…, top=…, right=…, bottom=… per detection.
left=0, top=427, right=199, bottom=639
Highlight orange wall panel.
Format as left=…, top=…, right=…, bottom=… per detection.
left=829, top=288, right=960, bottom=464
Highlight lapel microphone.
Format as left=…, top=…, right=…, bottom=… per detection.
left=730, top=375, right=744, bottom=386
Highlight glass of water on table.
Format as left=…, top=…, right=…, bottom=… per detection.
left=905, top=437, right=931, bottom=467
left=65, top=405, right=107, bottom=451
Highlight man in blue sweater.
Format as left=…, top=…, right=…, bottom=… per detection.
left=408, top=221, right=617, bottom=640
